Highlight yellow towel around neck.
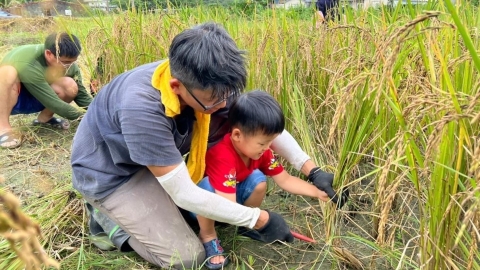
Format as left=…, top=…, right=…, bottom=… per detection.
left=151, top=60, right=210, bottom=183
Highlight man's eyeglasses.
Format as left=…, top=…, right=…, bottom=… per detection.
left=57, top=59, right=76, bottom=69
left=184, top=84, right=235, bottom=111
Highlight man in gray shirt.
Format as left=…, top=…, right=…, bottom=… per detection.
left=71, top=22, right=346, bottom=269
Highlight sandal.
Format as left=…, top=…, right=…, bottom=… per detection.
left=32, top=117, right=70, bottom=130
left=0, top=131, right=22, bottom=149
left=202, top=239, right=229, bottom=270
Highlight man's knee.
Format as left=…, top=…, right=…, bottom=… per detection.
left=52, top=77, right=78, bottom=100
left=0, top=65, right=19, bottom=85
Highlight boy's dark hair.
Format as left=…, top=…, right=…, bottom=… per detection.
left=169, top=22, right=246, bottom=101
left=44, top=32, right=82, bottom=58
left=229, top=90, right=285, bottom=136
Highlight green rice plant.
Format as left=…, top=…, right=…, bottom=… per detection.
left=320, top=76, right=380, bottom=269
left=370, top=4, right=480, bottom=269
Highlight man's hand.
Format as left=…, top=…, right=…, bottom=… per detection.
left=90, top=79, right=100, bottom=96
left=255, top=210, right=294, bottom=243
left=307, top=167, right=349, bottom=208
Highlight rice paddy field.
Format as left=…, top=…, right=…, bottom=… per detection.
left=1, top=1, right=480, bottom=269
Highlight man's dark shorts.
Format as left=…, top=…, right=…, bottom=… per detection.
left=11, top=83, right=45, bottom=115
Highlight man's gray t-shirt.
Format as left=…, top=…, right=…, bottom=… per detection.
left=71, top=61, right=230, bottom=199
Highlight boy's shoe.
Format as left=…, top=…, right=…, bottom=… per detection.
left=202, top=239, right=229, bottom=270
left=85, top=202, right=133, bottom=252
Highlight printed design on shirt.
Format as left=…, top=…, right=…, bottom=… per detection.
left=223, top=168, right=237, bottom=188
left=268, top=155, right=280, bottom=170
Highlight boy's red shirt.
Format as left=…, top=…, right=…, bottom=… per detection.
left=205, top=133, right=284, bottom=193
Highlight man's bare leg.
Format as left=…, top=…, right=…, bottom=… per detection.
left=0, top=65, right=21, bottom=148
left=315, top=10, right=325, bottom=28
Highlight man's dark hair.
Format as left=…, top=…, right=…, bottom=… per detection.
left=169, top=22, right=246, bottom=101
left=44, top=32, right=82, bottom=58
left=229, top=90, right=285, bottom=136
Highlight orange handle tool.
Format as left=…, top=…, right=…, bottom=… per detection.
left=290, top=230, right=316, bottom=243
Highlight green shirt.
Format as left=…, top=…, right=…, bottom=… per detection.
left=1, top=44, right=92, bottom=120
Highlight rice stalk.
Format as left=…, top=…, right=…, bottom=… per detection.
left=0, top=182, right=83, bottom=269
left=0, top=176, right=60, bottom=270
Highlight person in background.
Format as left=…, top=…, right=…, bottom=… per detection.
left=0, top=32, right=91, bottom=149
left=315, top=0, right=339, bottom=27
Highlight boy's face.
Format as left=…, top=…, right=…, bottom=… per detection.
left=231, top=128, right=280, bottom=160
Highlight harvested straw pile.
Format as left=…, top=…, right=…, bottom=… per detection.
left=0, top=17, right=55, bottom=32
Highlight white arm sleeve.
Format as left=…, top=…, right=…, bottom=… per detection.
left=156, top=162, right=261, bottom=229
left=271, top=129, right=311, bottom=171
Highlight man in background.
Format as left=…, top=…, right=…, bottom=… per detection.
left=0, top=32, right=91, bottom=149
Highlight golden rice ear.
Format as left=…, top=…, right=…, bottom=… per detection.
left=55, top=32, right=61, bottom=59
left=0, top=190, right=60, bottom=269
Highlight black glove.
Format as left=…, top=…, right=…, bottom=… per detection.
left=256, top=210, right=294, bottom=243
left=307, top=167, right=349, bottom=208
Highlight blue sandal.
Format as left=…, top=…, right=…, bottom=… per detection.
left=202, top=239, right=229, bottom=270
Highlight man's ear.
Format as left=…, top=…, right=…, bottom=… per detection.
left=170, top=78, right=181, bottom=94
left=44, top=50, right=52, bottom=60
left=231, top=128, right=242, bottom=142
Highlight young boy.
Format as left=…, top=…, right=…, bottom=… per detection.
left=195, top=90, right=331, bottom=269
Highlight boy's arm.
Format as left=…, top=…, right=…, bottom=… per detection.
left=271, top=171, right=329, bottom=202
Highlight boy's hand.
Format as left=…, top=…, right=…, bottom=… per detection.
left=307, top=167, right=349, bottom=208
left=255, top=210, right=294, bottom=243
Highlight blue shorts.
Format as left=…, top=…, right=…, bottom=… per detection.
left=191, top=169, right=267, bottom=218
left=11, top=83, right=45, bottom=115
